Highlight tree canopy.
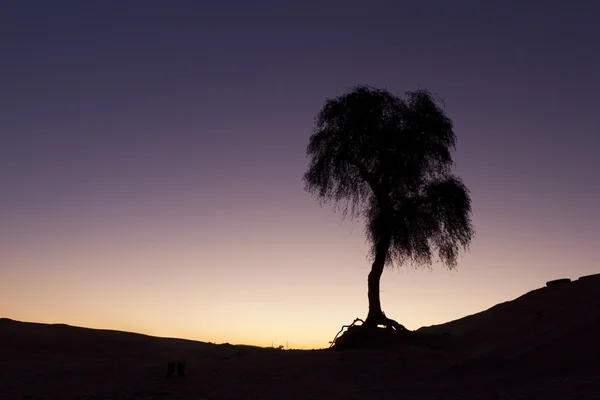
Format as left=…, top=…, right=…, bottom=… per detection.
left=303, top=86, right=474, bottom=273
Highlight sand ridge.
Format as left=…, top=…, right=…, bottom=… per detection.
left=1, top=275, right=599, bottom=399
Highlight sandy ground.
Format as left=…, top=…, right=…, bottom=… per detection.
left=2, top=274, right=600, bottom=399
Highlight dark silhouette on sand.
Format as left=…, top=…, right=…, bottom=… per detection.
left=2, top=275, right=599, bottom=398
left=303, top=86, right=474, bottom=342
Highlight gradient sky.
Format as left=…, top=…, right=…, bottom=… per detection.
left=1, top=1, right=599, bottom=349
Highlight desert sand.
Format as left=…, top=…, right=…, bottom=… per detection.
left=2, top=274, right=599, bottom=399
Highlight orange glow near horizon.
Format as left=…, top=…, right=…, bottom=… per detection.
left=2, top=191, right=598, bottom=349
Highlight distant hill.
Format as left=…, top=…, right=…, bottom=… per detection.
left=417, top=273, right=600, bottom=372
left=0, top=318, right=224, bottom=361
left=2, top=276, right=600, bottom=399
left=3, top=273, right=600, bottom=363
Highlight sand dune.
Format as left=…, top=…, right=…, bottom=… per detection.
left=2, top=275, right=599, bottom=399
left=419, top=274, right=600, bottom=367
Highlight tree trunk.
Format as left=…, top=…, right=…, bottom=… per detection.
left=364, top=226, right=392, bottom=328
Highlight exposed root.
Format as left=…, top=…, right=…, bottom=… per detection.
left=329, top=318, right=365, bottom=348
left=365, top=311, right=408, bottom=332
left=329, top=314, right=416, bottom=350
left=330, top=312, right=457, bottom=351
left=383, top=316, right=408, bottom=332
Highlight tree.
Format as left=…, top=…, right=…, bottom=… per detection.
left=303, top=86, right=474, bottom=332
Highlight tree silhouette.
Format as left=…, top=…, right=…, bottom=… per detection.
left=303, top=86, right=474, bottom=333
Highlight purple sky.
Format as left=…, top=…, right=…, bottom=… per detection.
left=1, top=1, right=599, bottom=348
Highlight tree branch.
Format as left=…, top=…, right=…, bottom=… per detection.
left=346, top=158, right=395, bottom=213
left=347, top=158, right=380, bottom=193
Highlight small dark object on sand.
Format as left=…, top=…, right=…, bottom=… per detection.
left=166, top=361, right=186, bottom=378
left=177, top=362, right=186, bottom=378
left=166, top=362, right=176, bottom=378
left=546, top=278, right=571, bottom=287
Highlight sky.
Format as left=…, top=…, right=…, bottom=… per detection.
left=1, top=0, right=599, bottom=349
